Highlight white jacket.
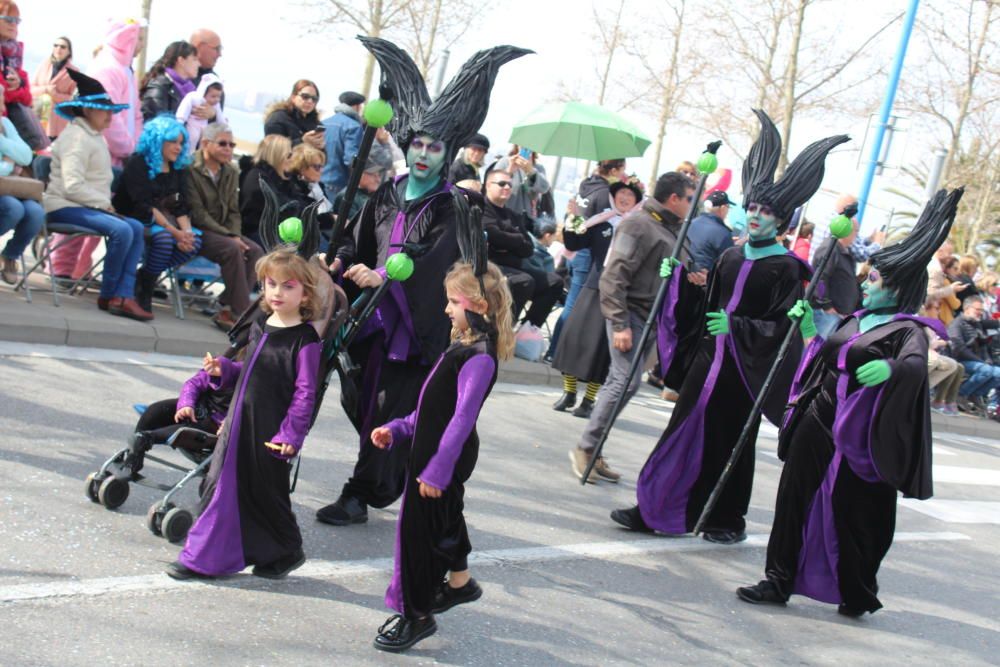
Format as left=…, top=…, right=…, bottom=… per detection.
left=43, top=117, right=114, bottom=213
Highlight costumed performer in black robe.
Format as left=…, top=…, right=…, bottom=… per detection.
left=315, top=37, right=531, bottom=527
left=167, top=249, right=325, bottom=580
left=369, top=255, right=513, bottom=652
left=612, top=110, right=848, bottom=543
left=552, top=179, right=642, bottom=419
left=737, top=188, right=963, bottom=617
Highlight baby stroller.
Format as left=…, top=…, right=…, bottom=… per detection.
left=84, top=197, right=350, bottom=543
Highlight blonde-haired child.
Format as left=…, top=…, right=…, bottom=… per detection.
left=167, top=249, right=324, bottom=581
left=369, top=261, right=512, bottom=652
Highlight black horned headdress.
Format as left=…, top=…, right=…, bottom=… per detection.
left=871, top=187, right=964, bottom=314
left=258, top=178, right=322, bottom=259
left=742, top=109, right=850, bottom=230
left=358, top=36, right=532, bottom=167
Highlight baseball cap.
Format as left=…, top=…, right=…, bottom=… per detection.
left=707, top=191, right=735, bottom=207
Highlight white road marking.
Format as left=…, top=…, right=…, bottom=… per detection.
left=899, top=499, right=1000, bottom=524
left=0, top=532, right=968, bottom=605
left=0, top=341, right=198, bottom=369
left=933, top=465, right=1000, bottom=486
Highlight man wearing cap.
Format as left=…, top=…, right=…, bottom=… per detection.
left=687, top=190, right=735, bottom=274
left=448, top=133, right=489, bottom=183
left=321, top=91, right=365, bottom=195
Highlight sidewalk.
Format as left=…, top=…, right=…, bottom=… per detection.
left=2, top=279, right=997, bottom=439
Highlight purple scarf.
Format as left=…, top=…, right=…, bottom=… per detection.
left=165, top=67, right=196, bottom=97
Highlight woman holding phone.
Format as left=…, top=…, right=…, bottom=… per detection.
left=264, top=79, right=325, bottom=149
left=496, top=144, right=550, bottom=219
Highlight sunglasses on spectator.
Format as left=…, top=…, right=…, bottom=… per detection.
left=0, top=16, right=21, bottom=24
left=213, top=140, right=237, bottom=148
left=746, top=203, right=774, bottom=216
left=53, top=43, right=69, bottom=49
left=298, top=93, right=319, bottom=102
left=489, top=180, right=513, bottom=189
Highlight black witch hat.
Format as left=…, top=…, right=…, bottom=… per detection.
left=871, top=187, right=964, bottom=314
left=742, top=109, right=850, bottom=231
left=358, top=37, right=532, bottom=167
left=258, top=179, right=322, bottom=259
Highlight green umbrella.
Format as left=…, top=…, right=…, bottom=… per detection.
left=508, top=101, right=652, bottom=160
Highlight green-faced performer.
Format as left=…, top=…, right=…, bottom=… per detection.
left=738, top=188, right=963, bottom=617
left=316, top=37, right=530, bottom=527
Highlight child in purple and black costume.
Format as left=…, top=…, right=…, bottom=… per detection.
left=368, top=261, right=514, bottom=653
left=166, top=249, right=323, bottom=581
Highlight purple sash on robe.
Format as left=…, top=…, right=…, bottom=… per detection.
left=655, top=268, right=683, bottom=372
left=637, top=259, right=754, bottom=533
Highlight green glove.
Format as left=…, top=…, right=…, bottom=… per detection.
left=706, top=310, right=729, bottom=336
left=788, top=299, right=817, bottom=339
left=855, top=359, right=891, bottom=387
left=660, top=256, right=680, bottom=279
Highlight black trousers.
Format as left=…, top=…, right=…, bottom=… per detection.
left=498, top=264, right=563, bottom=327
left=135, top=398, right=218, bottom=449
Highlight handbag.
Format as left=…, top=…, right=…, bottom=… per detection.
left=0, top=175, right=44, bottom=202
left=5, top=102, right=50, bottom=151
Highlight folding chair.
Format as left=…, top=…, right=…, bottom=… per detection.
left=166, top=255, right=223, bottom=319
left=16, top=215, right=105, bottom=305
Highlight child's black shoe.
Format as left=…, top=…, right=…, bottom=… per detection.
left=431, top=577, right=482, bottom=613
left=252, top=548, right=306, bottom=579
left=165, top=561, right=211, bottom=581
left=373, top=614, right=436, bottom=652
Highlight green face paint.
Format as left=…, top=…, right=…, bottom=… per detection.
left=746, top=202, right=779, bottom=241
left=861, top=268, right=898, bottom=310
left=406, top=135, right=447, bottom=184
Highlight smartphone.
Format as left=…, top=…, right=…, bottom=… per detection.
left=519, top=146, right=532, bottom=160
left=313, top=125, right=326, bottom=134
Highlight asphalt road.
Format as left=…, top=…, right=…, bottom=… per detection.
left=1, top=343, right=998, bottom=666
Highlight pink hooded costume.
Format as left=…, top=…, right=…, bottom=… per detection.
left=50, top=19, right=144, bottom=280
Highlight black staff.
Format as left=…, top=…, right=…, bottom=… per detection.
left=691, top=215, right=854, bottom=532
left=328, top=84, right=396, bottom=254
left=580, top=141, right=722, bottom=485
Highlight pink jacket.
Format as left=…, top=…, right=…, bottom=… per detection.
left=31, top=59, right=79, bottom=138
left=89, top=20, right=143, bottom=166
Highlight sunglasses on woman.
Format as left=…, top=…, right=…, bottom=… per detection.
left=298, top=93, right=319, bottom=102
left=0, top=16, right=21, bottom=24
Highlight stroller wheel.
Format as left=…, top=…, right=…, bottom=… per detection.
left=146, top=502, right=166, bottom=536
left=97, top=476, right=129, bottom=510
left=84, top=473, right=103, bottom=503
left=161, top=508, right=193, bottom=544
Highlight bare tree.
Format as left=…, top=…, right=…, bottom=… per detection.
left=135, top=0, right=153, bottom=82
left=899, top=0, right=1000, bottom=253
left=404, top=0, right=483, bottom=79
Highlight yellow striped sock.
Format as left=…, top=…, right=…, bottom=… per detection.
left=563, top=375, right=578, bottom=394
left=585, top=381, right=600, bottom=401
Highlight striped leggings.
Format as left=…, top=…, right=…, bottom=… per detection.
left=142, top=230, right=202, bottom=275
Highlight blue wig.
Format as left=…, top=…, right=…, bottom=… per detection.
left=137, top=115, right=192, bottom=179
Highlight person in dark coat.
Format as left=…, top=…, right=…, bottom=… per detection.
left=139, top=41, right=199, bottom=121
left=578, top=158, right=626, bottom=217
left=112, top=116, right=203, bottom=315
left=687, top=190, right=736, bottom=273
left=447, top=133, right=489, bottom=184
left=314, top=36, right=529, bottom=528
left=738, top=188, right=962, bottom=617
left=239, top=134, right=304, bottom=245
left=264, top=79, right=325, bottom=148
left=612, top=111, right=847, bottom=544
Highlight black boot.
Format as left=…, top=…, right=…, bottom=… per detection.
left=610, top=506, right=653, bottom=533
left=373, top=614, right=437, bottom=652
left=571, top=397, right=594, bottom=418
left=553, top=392, right=577, bottom=412
left=123, top=431, right=153, bottom=480
left=316, top=494, right=368, bottom=526
left=737, top=580, right=788, bottom=605
left=134, top=270, right=157, bottom=313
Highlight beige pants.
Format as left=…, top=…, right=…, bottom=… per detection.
left=928, top=355, right=964, bottom=404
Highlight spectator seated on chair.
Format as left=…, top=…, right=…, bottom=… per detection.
left=42, top=69, right=151, bottom=320
left=113, top=116, right=203, bottom=315
left=185, top=121, right=263, bottom=330
left=948, top=294, right=1000, bottom=416
left=0, top=93, right=43, bottom=285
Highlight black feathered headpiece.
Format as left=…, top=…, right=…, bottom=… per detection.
left=871, top=187, right=964, bottom=314
left=742, top=109, right=850, bottom=230
left=258, top=178, right=321, bottom=259
left=358, top=37, right=532, bottom=167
